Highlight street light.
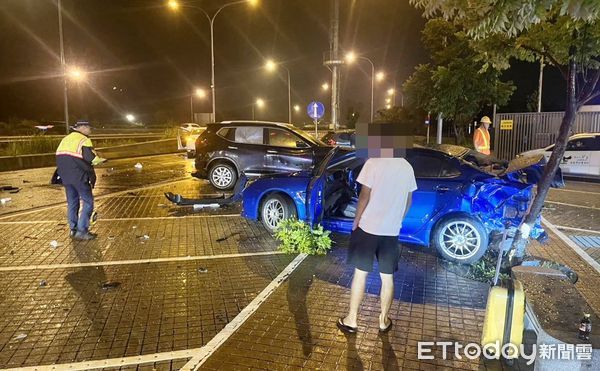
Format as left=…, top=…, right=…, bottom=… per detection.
left=253, top=98, right=265, bottom=120
left=126, top=114, right=136, bottom=123
left=321, top=82, right=329, bottom=91
left=168, top=0, right=259, bottom=122
left=345, top=51, right=379, bottom=123
left=264, top=59, right=292, bottom=123
left=293, top=104, right=300, bottom=113
left=387, top=88, right=396, bottom=106
left=376, top=71, right=385, bottom=82
left=190, top=88, right=207, bottom=122
left=67, top=67, right=87, bottom=82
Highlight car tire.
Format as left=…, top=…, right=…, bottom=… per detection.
left=208, top=162, right=237, bottom=190
left=432, top=215, right=489, bottom=264
left=260, top=194, right=297, bottom=233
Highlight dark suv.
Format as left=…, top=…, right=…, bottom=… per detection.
left=194, top=121, right=332, bottom=190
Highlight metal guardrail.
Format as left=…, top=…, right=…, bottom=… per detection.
left=0, top=133, right=164, bottom=143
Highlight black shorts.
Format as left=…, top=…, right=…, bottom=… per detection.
left=347, top=228, right=399, bottom=274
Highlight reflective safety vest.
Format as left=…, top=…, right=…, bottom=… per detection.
left=473, top=127, right=491, bottom=155
left=56, top=132, right=102, bottom=165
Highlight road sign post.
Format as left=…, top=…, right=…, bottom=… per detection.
left=307, top=101, right=325, bottom=140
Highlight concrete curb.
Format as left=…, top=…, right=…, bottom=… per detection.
left=0, top=138, right=177, bottom=172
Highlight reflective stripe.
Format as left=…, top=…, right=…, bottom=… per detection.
left=55, top=150, right=83, bottom=159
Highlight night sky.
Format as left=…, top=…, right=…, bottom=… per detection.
left=0, top=0, right=565, bottom=126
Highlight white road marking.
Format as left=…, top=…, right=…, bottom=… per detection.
left=182, top=253, right=308, bottom=370
left=542, top=217, right=600, bottom=275
left=554, top=225, right=600, bottom=235
left=0, top=214, right=242, bottom=225
left=550, top=188, right=600, bottom=196
left=3, top=253, right=306, bottom=371
left=0, top=177, right=190, bottom=220
left=6, top=348, right=198, bottom=371
left=544, top=200, right=600, bottom=211
left=0, top=251, right=284, bottom=271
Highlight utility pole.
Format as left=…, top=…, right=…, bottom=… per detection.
left=326, top=0, right=341, bottom=131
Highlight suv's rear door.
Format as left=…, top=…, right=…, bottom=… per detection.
left=264, top=127, right=314, bottom=173
left=217, top=126, right=270, bottom=176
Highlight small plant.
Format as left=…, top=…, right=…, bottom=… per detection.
left=274, top=218, right=332, bottom=255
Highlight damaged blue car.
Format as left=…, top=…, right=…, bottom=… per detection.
left=240, top=144, right=563, bottom=264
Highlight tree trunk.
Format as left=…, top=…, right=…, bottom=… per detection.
left=511, top=45, right=578, bottom=260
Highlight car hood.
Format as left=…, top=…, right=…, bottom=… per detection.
left=500, top=154, right=564, bottom=188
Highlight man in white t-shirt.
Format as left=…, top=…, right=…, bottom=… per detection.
left=337, top=128, right=417, bottom=334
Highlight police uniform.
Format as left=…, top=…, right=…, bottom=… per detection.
left=55, top=122, right=103, bottom=239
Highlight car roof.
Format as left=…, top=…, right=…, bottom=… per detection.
left=570, top=132, right=600, bottom=139
left=217, top=120, right=295, bottom=129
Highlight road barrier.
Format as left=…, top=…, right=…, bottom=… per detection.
left=0, top=138, right=177, bottom=172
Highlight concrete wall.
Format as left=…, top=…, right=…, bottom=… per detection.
left=0, top=138, right=177, bottom=172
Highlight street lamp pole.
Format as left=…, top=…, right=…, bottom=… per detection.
left=357, top=56, right=375, bottom=123
left=190, top=95, right=194, bottom=122
left=177, top=1, right=254, bottom=123
left=57, top=0, right=69, bottom=134
left=286, top=68, right=291, bottom=123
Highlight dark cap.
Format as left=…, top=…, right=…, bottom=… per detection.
left=73, top=120, right=91, bottom=128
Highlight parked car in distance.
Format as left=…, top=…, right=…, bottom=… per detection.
left=180, top=123, right=202, bottom=132
left=321, top=130, right=355, bottom=148
left=240, top=144, right=563, bottom=264
left=519, top=133, right=600, bottom=179
left=194, top=121, right=333, bottom=190
left=177, top=126, right=205, bottom=158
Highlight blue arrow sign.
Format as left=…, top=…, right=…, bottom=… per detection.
left=307, top=101, right=325, bottom=120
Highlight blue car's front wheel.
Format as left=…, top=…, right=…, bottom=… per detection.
left=260, top=194, right=297, bottom=233
left=432, top=216, right=488, bottom=264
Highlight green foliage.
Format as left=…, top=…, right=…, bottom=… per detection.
left=445, top=250, right=509, bottom=284
left=403, top=19, right=515, bottom=142
left=1, top=135, right=61, bottom=156
left=274, top=218, right=332, bottom=255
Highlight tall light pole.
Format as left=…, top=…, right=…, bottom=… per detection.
left=265, top=59, right=292, bottom=123
left=57, top=0, right=69, bottom=134
left=168, top=0, right=258, bottom=123
left=346, top=52, right=382, bottom=123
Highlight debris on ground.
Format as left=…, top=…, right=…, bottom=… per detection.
left=140, top=235, right=150, bottom=240
left=1, top=186, right=21, bottom=193
left=22, top=180, right=31, bottom=183
left=157, top=203, right=167, bottom=208
left=108, top=236, right=116, bottom=240
left=49, top=240, right=61, bottom=249
left=198, top=267, right=208, bottom=273
left=101, top=281, right=121, bottom=290
left=24, top=236, right=38, bottom=240
left=193, top=203, right=220, bottom=210
left=12, top=333, right=27, bottom=341
left=39, top=280, right=48, bottom=287
left=134, top=163, right=143, bottom=170
left=216, top=232, right=240, bottom=242
left=132, top=225, right=137, bottom=229
left=0, top=197, right=12, bottom=205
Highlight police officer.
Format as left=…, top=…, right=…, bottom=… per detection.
left=474, top=116, right=492, bottom=155
left=55, top=120, right=105, bottom=240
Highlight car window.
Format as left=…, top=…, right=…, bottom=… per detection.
left=566, top=137, right=599, bottom=151
left=217, top=127, right=236, bottom=141
left=267, top=128, right=307, bottom=148
left=406, top=151, right=460, bottom=178
left=234, top=126, right=264, bottom=144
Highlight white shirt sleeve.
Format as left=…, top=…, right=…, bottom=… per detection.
left=407, top=164, right=418, bottom=192
left=356, top=159, right=374, bottom=188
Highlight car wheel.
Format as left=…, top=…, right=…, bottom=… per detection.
left=261, top=194, right=296, bottom=233
left=209, top=163, right=237, bottom=190
left=432, top=216, right=488, bottom=264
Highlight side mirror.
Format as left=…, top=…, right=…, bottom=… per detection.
left=296, top=141, right=308, bottom=148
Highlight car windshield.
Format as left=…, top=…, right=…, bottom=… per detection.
left=287, top=125, right=327, bottom=146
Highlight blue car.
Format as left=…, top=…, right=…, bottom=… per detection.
left=241, top=144, right=561, bottom=263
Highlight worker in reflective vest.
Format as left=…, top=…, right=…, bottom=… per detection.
left=473, top=116, right=492, bottom=155
left=55, top=120, right=105, bottom=240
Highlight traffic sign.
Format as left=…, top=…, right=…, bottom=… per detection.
left=307, top=101, right=325, bottom=120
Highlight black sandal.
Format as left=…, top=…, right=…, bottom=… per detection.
left=337, top=318, right=358, bottom=334
left=379, top=318, right=393, bottom=333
